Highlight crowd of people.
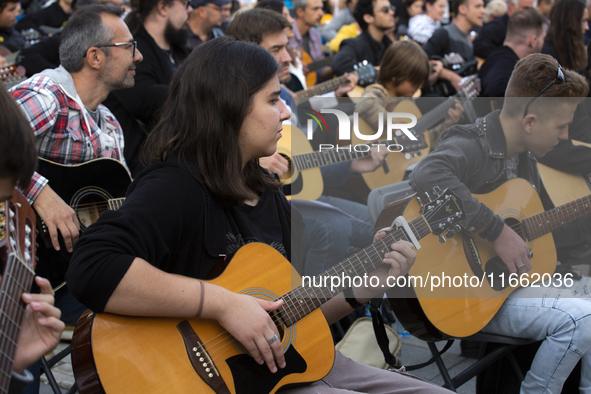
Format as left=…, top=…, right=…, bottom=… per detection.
left=2, top=0, right=591, bottom=392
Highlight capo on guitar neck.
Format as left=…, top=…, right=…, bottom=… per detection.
left=376, top=216, right=422, bottom=250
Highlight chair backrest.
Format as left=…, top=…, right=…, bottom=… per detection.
left=367, top=181, right=413, bottom=224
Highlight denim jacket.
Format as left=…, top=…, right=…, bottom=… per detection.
left=409, top=110, right=540, bottom=242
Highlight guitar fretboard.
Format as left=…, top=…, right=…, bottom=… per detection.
left=108, top=198, right=125, bottom=211
left=292, top=147, right=371, bottom=171
left=0, top=254, right=35, bottom=393
left=279, top=216, right=431, bottom=327
left=296, top=74, right=351, bottom=98
left=524, top=194, right=591, bottom=239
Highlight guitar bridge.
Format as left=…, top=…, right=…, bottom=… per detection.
left=176, top=320, right=231, bottom=394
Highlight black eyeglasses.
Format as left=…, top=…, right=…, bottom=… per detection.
left=378, top=5, right=395, bottom=13
left=523, top=64, right=567, bottom=118
left=83, top=41, right=137, bottom=58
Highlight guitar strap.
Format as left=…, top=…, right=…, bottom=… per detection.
left=369, top=297, right=399, bottom=369
left=369, top=297, right=456, bottom=372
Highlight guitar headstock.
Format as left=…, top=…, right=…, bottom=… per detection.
left=458, top=75, right=481, bottom=100
left=0, top=189, right=36, bottom=273
left=442, top=52, right=466, bottom=69
left=421, top=187, right=465, bottom=238
left=353, top=61, right=376, bottom=86
left=394, top=131, right=429, bottom=155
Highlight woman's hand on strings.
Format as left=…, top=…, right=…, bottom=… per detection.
left=217, top=292, right=286, bottom=373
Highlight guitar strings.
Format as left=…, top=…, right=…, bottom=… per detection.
left=194, top=209, right=439, bottom=370
left=179, top=197, right=591, bottom=371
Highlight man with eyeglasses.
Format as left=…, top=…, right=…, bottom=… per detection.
left=186, top=0, right=229, bottom=49
left=102, top=0, right=191, bottom=175
left=8, top=5, right=142, bottom=391
left=331, top=0, right=395, bottom=80
left=410, top=54, right=591, bottom=393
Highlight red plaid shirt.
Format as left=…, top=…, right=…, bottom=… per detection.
left=10, top=73, right=127, bottom=205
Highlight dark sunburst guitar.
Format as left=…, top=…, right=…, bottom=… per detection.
left=34, top=157, right=130, bottom=287
left=71, top=189, right=464, bottom=393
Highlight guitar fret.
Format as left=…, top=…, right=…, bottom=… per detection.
left=280, top=215, right=433, bottom=327
left=524, top=194, right=591, bottom=239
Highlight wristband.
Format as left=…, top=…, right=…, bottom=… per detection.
left=343, top=286, right=367, bottom=310
left=196, top=281, right=205, bottom=317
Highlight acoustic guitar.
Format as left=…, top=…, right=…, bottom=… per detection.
left=354, top=75, right=481, bottom=190
left=34, top=157, right=130, bottom=287
left=0, top=189, right=37, bottom=393
left=377, top=177, right=591, bottom=340
left=71, top=188, right=465, bottom=394
left=537, top=140, right=591, bottom=207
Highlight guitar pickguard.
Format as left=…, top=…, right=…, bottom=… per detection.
left=227, top=346, right=307, bottom=394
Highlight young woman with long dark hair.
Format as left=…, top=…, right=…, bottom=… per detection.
left=65, top=37, right=449, bottom=394
left=543, top=0, right=589, bottom=70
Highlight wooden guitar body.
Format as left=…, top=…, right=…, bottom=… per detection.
left=277, top=125, right=324, bottom=200
left=538, top=140, right=591, bottom=207
left=354, top=100, right=430, bottom=190
left=72, top=244, right=334, bottom=394
left=379, top=178, right=557, bottom=339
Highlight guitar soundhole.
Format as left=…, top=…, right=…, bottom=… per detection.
left=278, top=154, right=292, bottom=184
left=72, top=190, right=112, bottom=230
left=505, top=217, right=526, bottom=241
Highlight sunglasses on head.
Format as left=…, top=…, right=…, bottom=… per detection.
left=523, top=63, right=567, bottom=118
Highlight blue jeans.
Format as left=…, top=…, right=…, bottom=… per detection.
left=293, top=196, right=374, bottom=276
left=482, top=276, right=591, bottom=393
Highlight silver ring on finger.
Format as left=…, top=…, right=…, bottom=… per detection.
left=517, top=264, right=526, bottom=271
left=267, top=334, right=279, bottom=345
left=528, top=251, right=533, bottom=259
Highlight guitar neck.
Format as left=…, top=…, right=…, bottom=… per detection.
left=413, top=94, right=465, bottom=134
left=297, top=74, right=350, bottom=98
left=307, top=56, right=333, bottom=73
left=108, top=198, right=126, bottom=211
left=0, top=255, right=35, bottom=393
left=280, top=216, right=431, bottom=326
left=524, top=194, right=591, bottom=239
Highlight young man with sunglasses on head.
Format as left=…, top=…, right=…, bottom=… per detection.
left=331, top=0, right=395, bottom=78
left=410, top=54, right=591, bottom=393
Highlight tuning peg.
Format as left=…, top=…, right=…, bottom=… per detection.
left=445, top=229, right=456, bottom=238
left=404, top=153, right=411, bottom=160
left=454, top=224, right=462, bottom=232
left=416, top=197, right=424, bottom=208
left=417, top=151, right=423, bottom=156
left=439, top=235, right=447, bottom=244
left=432, top=186, right=442, bottom=196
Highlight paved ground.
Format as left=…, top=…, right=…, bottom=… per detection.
left=39, top=331, right=476, bottom=394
